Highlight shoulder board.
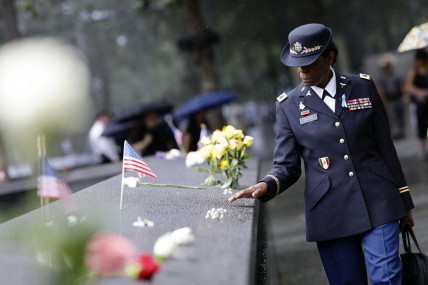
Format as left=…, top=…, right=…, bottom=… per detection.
left=277, top=92, right=288, bottom=102
left=360, top=73, right=371, bottom=80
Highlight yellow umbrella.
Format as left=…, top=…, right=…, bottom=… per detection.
left=398, top=22, right=428, bottom=52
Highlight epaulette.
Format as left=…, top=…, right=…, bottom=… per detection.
left=277, top=92, right=288, bottom=102
left=360, top=73, right=371, bottom=80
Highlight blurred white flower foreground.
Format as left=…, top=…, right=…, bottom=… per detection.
left=0, top=37, right=91, bottom=137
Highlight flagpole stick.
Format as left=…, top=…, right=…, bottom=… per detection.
left=119, top=141, right=126, bottom=210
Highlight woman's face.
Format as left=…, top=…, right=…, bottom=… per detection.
left=295, top=51, right=334, bottom=88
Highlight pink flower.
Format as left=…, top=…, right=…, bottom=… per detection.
left=85, top=231, right=137, bottom=275
left=125, top=254, right=159, bottom=280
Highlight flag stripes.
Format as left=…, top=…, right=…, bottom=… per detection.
left=122, top=141, right=157, bottom=179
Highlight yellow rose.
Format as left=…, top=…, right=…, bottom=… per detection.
left=220, top=159, right=229, bottom=169
left=229, top=139, right=243, bottom=150
left=243, top=136, right=253, bottom=147
left=199, top=136, right=212, bottom=146
left=211, top=130, right=224, bottom=143
left=218, top=137, right=229, bottom=148
left=223, top=125, right=236, bottom=139
left=232, top=129, right=244, bottom=140
left=213, top=144, right=226, bottom=159
left=199, top=145, right=214, bottom=159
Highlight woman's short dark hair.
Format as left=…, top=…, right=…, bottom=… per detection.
left=321, top=41, right=338, bottom=64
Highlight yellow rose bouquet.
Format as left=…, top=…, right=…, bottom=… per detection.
left=198, top=125, right=253, bottom=188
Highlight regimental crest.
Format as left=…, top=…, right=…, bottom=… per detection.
left=318, top=156, right=330, bottom=170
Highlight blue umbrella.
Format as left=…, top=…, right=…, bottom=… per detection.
left=174, top=91, right=235, bottom=121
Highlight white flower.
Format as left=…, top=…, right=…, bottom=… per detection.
left=171, top=227, right=194, bottom=245
left=223, top=188, right=233, bottom=195
left=0, top=38, right=91, bottom=137
left=165, top=149, right=182, bottom=160
left=185, top=151, right=205, bottom=167
left=205, top=208, right=227, bottom=219
left=123, top=177, right=140, bottom=187
left=153, top=227, right=195, bottom=260
left=153, top=233, right=177, bottom=259
left=133, top=217, right=154, bottom=227
left=243, top=136, right=254, bottom=147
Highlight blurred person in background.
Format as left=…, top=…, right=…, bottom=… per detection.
left=404, top=49, right=428, bottom=160
left=182, top=111, right=211, bottom=153
left=131, top=111, right=177, bottom=156
left=377, top=54, right=405, bottom=139
left=89, top=112, right=120, bottom=163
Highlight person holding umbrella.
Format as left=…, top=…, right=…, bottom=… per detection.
left=229, top=23, right=414, bottom=284
left=174, top=91, right=235, bottom=153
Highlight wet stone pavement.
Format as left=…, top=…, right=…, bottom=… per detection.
left=262, top=136, right=428, bottom=285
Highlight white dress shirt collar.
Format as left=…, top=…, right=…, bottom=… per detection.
left=311, top=67, right=337, bottom=98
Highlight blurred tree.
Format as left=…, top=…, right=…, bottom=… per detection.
left=0, top=0, right=20, bottom=41
left=138, top=0, right=225, bottom=129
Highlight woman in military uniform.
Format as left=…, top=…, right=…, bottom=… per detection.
left=229, top=24, right=414, bottom=285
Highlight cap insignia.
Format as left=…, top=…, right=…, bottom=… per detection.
left=290, top=42, right=323, bottom=55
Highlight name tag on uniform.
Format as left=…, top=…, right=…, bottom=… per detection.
left=299, top=113, right=318, bottom=125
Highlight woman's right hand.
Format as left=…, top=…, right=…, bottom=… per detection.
left=228, top=182, right=268, bottom=202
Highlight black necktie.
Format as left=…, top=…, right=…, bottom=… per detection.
left=322, top=89, right=333, bottom=100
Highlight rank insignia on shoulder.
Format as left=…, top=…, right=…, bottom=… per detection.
left=360, top=73, right=371, bottom=80
left=277, top=92, right=288, bottom=102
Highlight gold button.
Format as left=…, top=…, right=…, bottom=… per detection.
left=344, top=155, right=349, bottom=160
left=340, top=138, right=345, bottom=144
left=349, top=171, right=354, bottom=177
left=335, top=122, right=340, bottom=127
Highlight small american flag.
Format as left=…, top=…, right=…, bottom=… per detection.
left=37, top=157, right=76, bottom=213
left=123, top=140, right=157, bottom=179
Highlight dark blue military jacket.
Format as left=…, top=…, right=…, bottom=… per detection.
left=260, top=70, right=414, bottom=242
